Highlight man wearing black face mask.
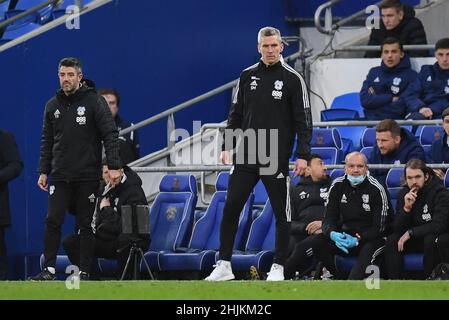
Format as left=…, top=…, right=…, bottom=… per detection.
left=283, top=152, right=392, bottom=280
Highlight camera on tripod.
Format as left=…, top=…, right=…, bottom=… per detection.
left=119, top=204, right=153, bottom=280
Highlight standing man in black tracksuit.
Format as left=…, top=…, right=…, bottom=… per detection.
left=284, top=152, right=391, bottom=280
left=205, top=26, right=312, bottom=282
left=385, top=159, right=449, bottom=279
left=29, top=57, right=122, bottom=281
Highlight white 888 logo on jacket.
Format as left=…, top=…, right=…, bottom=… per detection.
left=76, top=106, right=86, bottom=125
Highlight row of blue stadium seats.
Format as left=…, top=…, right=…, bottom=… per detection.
left=299, top=125, right=445, bottom=165
left=0, top=0, right=92, bottom=45
left=42, top=170, right=431, bottom=279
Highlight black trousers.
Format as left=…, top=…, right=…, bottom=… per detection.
left=437, top=233, right=449, bottom=263
left=0, top=227, right=6, bottom=280
left=284, top=234, right=385, bottom=280
left=219, top=163, right=291, bottom=265
left=385, top=233, right=438, bottom=279
left=43, top=180, right=99, bottom=272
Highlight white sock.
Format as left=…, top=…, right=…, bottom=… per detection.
left=46, top=267, right=55, bottom=274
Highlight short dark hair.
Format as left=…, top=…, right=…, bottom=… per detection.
left=98, top=88, right=121, bottom=106
left=307, top=154, right=322, bottom=166
left=379, top=0, right=404, bottom=12
left=404, top=159, right=434, bottom=181
left=376, top=119, right=401, bottom=137
left=435, top=38, right=449, bottom=51
left=381, top=37, right=403, bottom=52
left=442, top=107, right=449, bottom=119
left=58, top=57, right=82, bottom=74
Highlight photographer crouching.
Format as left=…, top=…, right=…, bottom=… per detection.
left=63, top=162, right=150, bottom=280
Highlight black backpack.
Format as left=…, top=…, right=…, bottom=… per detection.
left=428, top=263, right=449, bottom=280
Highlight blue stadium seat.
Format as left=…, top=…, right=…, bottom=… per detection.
left=360, top=146, right=373, bottom=159
left=337, top=126, right=366, bottom=152
left=311, top=147, right=339, bottom=165
left=139, top=174, right=198, bottom=272
left=386, top=167, right=403, bottom=212
left=330, top=168, right=345, bottom=180
left=152, top=172, right=253, bottom=274
left=330, top=92, right=364, bottom=119
left=361, top=127, right=376, bottom=148
left=417, top=125, right=444, bottom=146
left=320, top=108, right=359, bottom=121
left=312, top=128, right=342, bottom=149
left=228, top=200, right=276, bottom=273
left=14, top=0, right=55, bottom=24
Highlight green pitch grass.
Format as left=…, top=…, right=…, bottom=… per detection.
left=0, top=280, right=448, bottom=299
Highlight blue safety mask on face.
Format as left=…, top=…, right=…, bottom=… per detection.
left=347, top=174, right=366, bottom=186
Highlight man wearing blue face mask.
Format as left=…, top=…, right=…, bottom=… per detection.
left=283, top=152, right=392, bottom=280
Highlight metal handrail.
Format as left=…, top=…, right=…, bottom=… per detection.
left=0, top=0, right=60, bottom=30
left=334, top=44, right=434, bottom=52
left=132, top=163, right=449, bottom=173
left=314, top=0, right=341, bottom=35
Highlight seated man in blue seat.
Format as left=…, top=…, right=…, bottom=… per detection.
left=284, top=152, right=391, bottom=280
left=360, top=38, right=417, bottom=120
left=404, top=38, right=449, bottom=120
left=288, top=154, right=331, bottom=254
left=369, top=119, right=425, bottom=186
left=429, top=107, right=449, bottom=180
left=63, top=162, right=149, bottom=279
left=384, top=159, right=449, bottom=279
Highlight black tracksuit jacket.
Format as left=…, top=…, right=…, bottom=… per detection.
left=322, top=175, right=392, bottom=245
left=290, top=175, right=332, bottom=236
left=39, top=85, right=121, bottom=181
left=394, top=176, right=449, bottom=238
left=224, top=58, right=312, bottom=162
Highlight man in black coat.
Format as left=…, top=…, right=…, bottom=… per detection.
left=288, top=154, right=331, bottom=252
left=0, top=130, right=23, bottom=280
left=366, top=0, right=428, bottom=58
left=385, top=159, right=449, bottom=279
left=29, top=57, right=122, bottom=281
left=63, top=164, right=149, bottom=279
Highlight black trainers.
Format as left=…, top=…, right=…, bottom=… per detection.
left=28, top=268, right=57, bottom=281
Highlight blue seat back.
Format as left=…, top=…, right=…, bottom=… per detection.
left=444, top=170, right=449, bottom=188
left=149, top=174, right=197, bottom=251
left=320, top=108, right=359, bottom=121
left=360, top=146, right=373, bottom=159
left=253, top=179, right=268, bottom=206
left=337, top=126, right=366, bottom=151
left=311, top=128, right=342, bottom=149
left=361, top=127, right=376, bottom=148
left=245, top=200, right=275, bottom=251
left=417, top=125, right=444, bottom=145
left=330, top=169, right=345, bottom=180
left=386, top=168, right=404, bottom=212
left=330, top=92, right=364, bottom=118
left=311, top=147, right=339, bottom=165
left=188, top=172, right=253, bottom=251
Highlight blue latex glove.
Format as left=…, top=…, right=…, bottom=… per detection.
left=342, top=232, right=359, bottom=248
left=330, top=231, right=349, bottom=254
left=330, top=231, right=345, bottom=243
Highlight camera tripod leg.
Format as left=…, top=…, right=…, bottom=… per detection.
left=120, top=246, right=135, bottom=280
left=138, top=248, right=154, bottom=280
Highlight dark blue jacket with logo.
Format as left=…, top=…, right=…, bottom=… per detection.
left=369, top=128, right=425, bottom=186
left=404, top=63, right=449, bottom=118
left=360, top=55, right=417, bottom=120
